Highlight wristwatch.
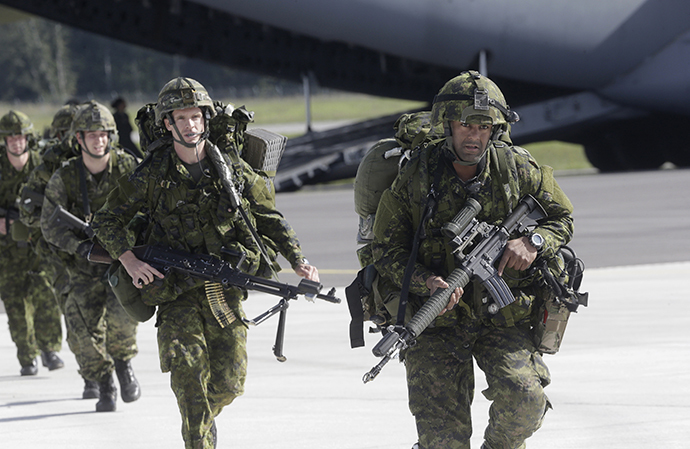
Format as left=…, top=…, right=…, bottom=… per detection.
left=528, top=231, right=545, bottom=252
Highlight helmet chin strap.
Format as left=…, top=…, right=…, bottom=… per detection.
left=4, top=136, right=30, bottom=157
left=443, top=123, right=501, bottom=166
left=167, top=115, right=212, bottom=178
left=168, top=114, right=210, bottom=149
left=79, top=131, right=111, bottom=159
left=443, top=137, right=489, bottom=166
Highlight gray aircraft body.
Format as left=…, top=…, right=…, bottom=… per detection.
left=1, top=0, right=689, bottom=176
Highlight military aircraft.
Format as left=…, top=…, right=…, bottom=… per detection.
left=2, top=0, right=689, bottom=182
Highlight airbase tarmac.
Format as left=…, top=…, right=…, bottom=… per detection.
left=1, top=168, right=689, bottom=448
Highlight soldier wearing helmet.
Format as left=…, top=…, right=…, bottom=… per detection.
left=0, top=110, right=65, bottom=376
left=50, top=104, right=79, bottom=141
left=91, top=77, right=319, bottom=448
left=40, top=100, right=142, bottom=412
left=371, top=72, right=575, bottom=449
left=19, top=103, right=101, bottom=398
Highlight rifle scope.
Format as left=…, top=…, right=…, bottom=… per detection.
left=441, top=198, right=482, bottom=238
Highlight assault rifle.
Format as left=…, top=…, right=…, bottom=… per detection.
left=0, top=206, right=20, bottom=222
left=363, top=194, right=546, bottom=383
left=48, top=205, right=95, bottom=238
left=88, top=242, right=341, bottom=362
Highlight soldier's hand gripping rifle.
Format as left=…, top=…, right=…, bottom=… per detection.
left=363, top=194, right=546, bottom=383
left=89, top=242, right=341, bottom=362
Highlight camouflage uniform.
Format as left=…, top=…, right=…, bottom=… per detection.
left=373, top=142, right=574, bottom=449
left=92, top=141, right=307, bottom=449
left=40, top=148, right=140, bottom=383
left=372, top=71, right=574, bottom=449
left=19, top=138, right=79, bottom=310
left=0, top=141, right=63, bottom=371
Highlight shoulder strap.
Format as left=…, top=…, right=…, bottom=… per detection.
left=490, top=143, right=520, bottom=212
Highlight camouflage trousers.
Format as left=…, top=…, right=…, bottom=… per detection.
left=404, top=320, right=551, bottom=449
left=156, top=287, right=247, bottom=449
left=63, top=271, right=138, bottom=381
left=0, top=265, right=62, bottom=367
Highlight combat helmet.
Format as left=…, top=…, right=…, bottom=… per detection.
left=50, top=104, right=79, bottom=139
left=431, top=70, right=518, bottom=129
left=155, top=77, right=216, bottom=126
left=0, top=110, right=35, bottom=155
left=430, top=71, right=519, bottom=165
left=71, top=100, right=118, bottom=157
left=0, top=110, right=34, bottom=137
left=155, top=77, right=216, bottom=149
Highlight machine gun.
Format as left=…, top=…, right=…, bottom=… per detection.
left=363, top=194, right=545, bottom=383
left=88, top=242, right=340, bottom=362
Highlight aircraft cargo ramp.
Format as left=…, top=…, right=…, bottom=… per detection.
left=273, top=111, right=418, bottom=192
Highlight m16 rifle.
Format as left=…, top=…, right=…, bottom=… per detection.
left=363, top=194, right=546, bottom=383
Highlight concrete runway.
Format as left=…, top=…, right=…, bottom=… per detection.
left=1, top=168, right=689, bottom=448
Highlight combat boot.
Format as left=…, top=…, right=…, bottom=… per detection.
left=41, top=350, right=65, bottom=371
left=20, top=358, right=38, bottom=376
left=95, top=373, right=117, bottom=412
left=114, top=359, right=141, bottom=403
left=82, top=377, right=100, bottom=399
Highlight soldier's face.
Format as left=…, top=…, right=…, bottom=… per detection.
left=5, top=134, right=27, bottom=156
left=165, top=107, right=204, bottom=145
left=449, top=121, right=492, bottom=164
left=78, top=131, right=109, bottom=157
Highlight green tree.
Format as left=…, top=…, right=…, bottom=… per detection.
left=0, top=18, right=75, bottom=101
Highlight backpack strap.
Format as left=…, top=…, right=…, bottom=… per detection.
left=490, top=142, right=520, bottom=212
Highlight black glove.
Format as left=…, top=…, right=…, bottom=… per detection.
left=76, top=241, right=92, bottom=259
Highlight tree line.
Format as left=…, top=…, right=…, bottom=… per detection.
left=0, top=16, right=302, bottom=104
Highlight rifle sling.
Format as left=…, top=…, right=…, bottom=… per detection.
left=78, top=160, right=92, bottom=222
left=396, top=159, right=444, bottom=326
left=206, top=142, right=279, bottom=281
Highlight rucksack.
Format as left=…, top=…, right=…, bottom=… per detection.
left=134, top=101, right=287, bottom=197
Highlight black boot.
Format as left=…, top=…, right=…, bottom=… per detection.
left=114, top=359, right=141, bottom=403
left=82, top=377, right=100, bottom=399
left=41, top=350, right=65, bottom=371
left=20, top=358, right=38, bottom=376
left=95, top=373, right=117, bottom=412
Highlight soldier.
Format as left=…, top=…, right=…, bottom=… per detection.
left=19, top=104, right=103, bottom=398
left=0, top=110, right=64, bottom=376
left=40, top=101, right=141, bottom=412
left=91, top=77, right=318, bottom=449
left=371, top=71, right=575, bottom=449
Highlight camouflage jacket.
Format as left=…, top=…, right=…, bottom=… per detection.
left=0, top=146, right=43, bottom=259
left=19, top=137, right=79, bottom=228
left=40, top=148, right=139, bottom=277
left=91, top=141, right=306, bottom=298
left=371, top=139, right=574, bottom=327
